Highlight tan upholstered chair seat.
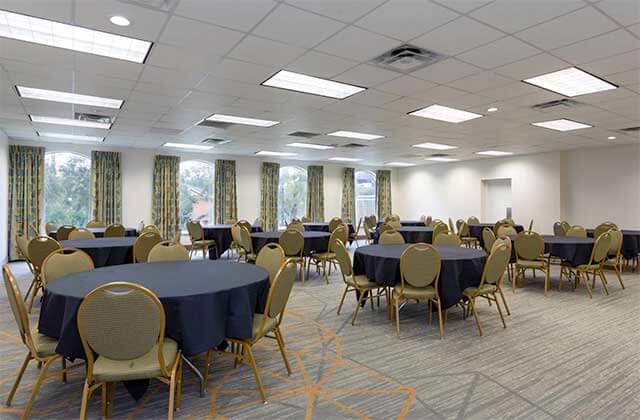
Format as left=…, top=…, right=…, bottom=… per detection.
left=516, top=259, right=545, bottom=269
left=575, top=263, right=599, bottom=271
left=32, top=333, right=58, bottom=357
left=93, top=338, right=178, bottom=382
left=346, top=275, right=379, bottom=289
left=312, top=251, right=335, bottom=260
left=193, top=239, right=216, bottom=248
left=252, top=314, right=278, bottom=339
left=463, top=284, right=497, bottom=296
left=393, top=284, right=436, bottom=300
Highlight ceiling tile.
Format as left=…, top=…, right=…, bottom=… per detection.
left=146, top=43, right=221, bottom=71
left=457, top=36, right=541, bottom=69
left=0, top=0, right=72, bottom=23
left=287, top=51, right=358, bottom=78
left=579, top=49, right=640, bottom=75
left=595, top=0, right=640, bottom=26
left=375, top=76, right=437, bottom=97
left=314, top=26, right=400, bottom=61
left=605, top=69, right=640, bottom=86
left=411, top=58, right=482, bottom=83
left=493, top=53, right=570, bottom=80
left=284, top=0, right=387, bottom=22
left=431, top=0, right=493, bottom=14
left=627, top=23, right=640, bottom=37
left=335, top=64, right=400, bottom=86
left=174, top=0, right=277, bottom=32
left=447, top=71, right=513, bottom=93
left=160, top=16, right=244, bottom=55
left=74, top=54, right=143, bottom=81
left=208, top=59, right=278, bottom=84
left=346, top=89, right=401, bottom=107
left=552, top=29, right=638, bottom=64
left=411, top=17, right=504, bottom=56
left=139, top=65, right=206, bottom=89
left=228, top=35, right=306, bottom=67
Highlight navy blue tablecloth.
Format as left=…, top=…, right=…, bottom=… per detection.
left=469, top=224, right=524, bottom=248
left=49, top=227, right=137, bottom=240
left=587, top=229, right=640, bottom=260
left=542, top=235, right=594, bottom=266
left=202, top=224, right=262, bottom=258
left=352, top=245, right=486, bottom=309
left=376, top=220, right=425, bottom=228
left=252, top=231, right=330, bottom=256
left=60, top=237, right=135, bottom=267
left=373, top=226, right=433, bottom=244
left=303, top=222, right=355, bottom=236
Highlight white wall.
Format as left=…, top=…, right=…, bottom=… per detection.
left=482, top=178, right=512, bottom=222
left=0, top=131, right=8, bottom=264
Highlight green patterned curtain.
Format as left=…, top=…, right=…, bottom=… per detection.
left=214, top=159, right=237, bottom=224
left=376, top=170, right=392, bottom=219
left=341, top=167, right=355, bottom=223
left=260, top=162, right=279, bottom=231
left=152, top=155, right=180, bottom=239
left=91, top=151, right=122, bottom=225
left=8, top=145, right=44, bottom=260
left=306, top=165, right=324, bottom=222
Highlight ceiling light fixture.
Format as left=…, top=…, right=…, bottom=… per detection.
left=523, top=67, right=617, bottom=97
left=476, top=150, right=513, bottom=156
left=408, top=104, right=483, bottom=123
left=327, top=131, right=384, bottom=140
left=205, top=114, right=279, bottom=127
left=163, top=142, right=212, bottom=150
left=608, top=136, right=616, bottom=140
left=426, top=157, right=459, bottom=162
left=0, top=10, right=152, bottom=63
left=385, top=162, right=416, bottom=167
left=29, top=115, right=112, bottom=129
left=412, top=142, right=457, bottom=150
left=109, top=16, right=130, bottom=26
left=262, top=70, right=365, bottom=99
left=531, top=119, right=592, bottom=132
left=487, top=107, right=498, bottom=112
left=16, top=86, right=124, bottom=109
left=37, top=132, right=104, bottom=142
left=287, top=142, right=334, bottom=150
left=255, top=151, right=297, bottom=157
left=328, top=157, right=362, bottom=162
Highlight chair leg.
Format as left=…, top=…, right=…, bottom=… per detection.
left=203, top=350, right=212, bottom=385
left=101, top=383, right=107, bottom=418
left=614, top=264, right=625, bottom=289
left=427, top=300, right=432, bottom=325
left=494, top=293, right=507, bottom=329
left=393, top=294, right=401, bottom=337
left=61, top=358, right=67, bottom=383
left=598, top=270, right=609, bottom=296
left=176, top=359, right=183, bottom=410
left=5, top=353, right=31, bottom=407
left=469, top=298, right=483, bottom=336
left=351, top=289, right=366, bottom=325
left=27, top=281, right=41, bottom=313
left=22, top=356, right=56, bottom=419
left=79, top=381, right=92, bottom=420
left=243, top=344, right=266, bottom=403
left=168, top=369, right=176, bottom=420
left=580, top=272, right=593, bottom=298
left=274, top=327, right=292, bottom=375
left=337, top=286, right=349, bottom=315
left=435, top=299, right=445, bottom=339
left=497, top=287, right=510, bottom=315
left=299, top=260, right=305, bottom=285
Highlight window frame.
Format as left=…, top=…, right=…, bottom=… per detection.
left=179, top=159, right=215, bottom=231
left=277, top=165, right=308, bottom=230
left=355, top=169, right=377, bottom=227
left=43, top=151, right=92, bottom=228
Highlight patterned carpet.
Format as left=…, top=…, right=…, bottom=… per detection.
left=1, top=249, right=639, bottom=419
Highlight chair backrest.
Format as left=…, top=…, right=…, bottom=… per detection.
left=332, top=239, right=352, bottom=278
left=553, top=221, right=565, bottom=236
left=492, top=237, right=511, bottom=253
left=456, top=219, right=464, bottom=232
left=400, top=243, right=441, bottom=290
left=186, top=220, right=204, bottom=242
left=141, top=224, right=161, bottom=235
left=29, top=222, right=40, bottom=237
left=328, top=225, right=348, bottom=252
left=607, top=229, right=623, bottom=257
left=430, top=218, right=443, bottom=228
left=432, top=223, right=448, bottom=240
left=467, top=216, right=479, bottom=225
left=104, top=223, right=126, bottom=238
left=239, top=226, right=255, bottom=255
left=147, top=241, right=190, bottom=262
left=231, top=223, right=242, bottom=246
left=237, top=220, right=252, bottom=233
left=56, top=225, right=76, bottom=241
left=16, top=233, right=31, bottom=261
left=425, top=215, right=432, bottom=227
left=224, top=218, right=237, bottom=225
left=301, top=216, right=312, bottom=223
left=527, top=219, right=534, bottom=233
left=367, top=215, right=377, bottom=228
left=86, top=220, right=105, bottom=228
left=480, top=241, right=512, bottom=286
left=387, top=219, right=401, bottom=229
left=27, top=236, right=62, bottom=272
left=353, top=217, right=362, bottom=237
left=45, top=222, right=58, bottom=234
left=133, top=231, right=163, bottom=263
left=69, top=228, right=96, bottom=240
left=514, top=232, right=544, bottom=261
left=379, top=230, right=405, bottom=245
left=594, top=222, right=617, bottom=239
left=42, top=248, right=95, bottom=286
left=590, top=232, right=611, bottom=264
left=2, top=264, right=34, bottom=349
left=256, top=243, right=286, bottom=283
left=363, top=221, right=372, bottom=239
left=77, top=282, right=169, bottom=379
left=497, top=225, right=518, bottom=237
left=560, top=221, right=571, bottom=234
left=433, top=232, right=461, bottom=247
left=328, top=217, right=343, bottom=233
left=566, top=225, right=587, bottom=238
left=447, top=218, right=456, bottom=234
left=287, top=220, right=304, bottom=233
left=458, top=220, right=470, bottom=237
left=482, top=227, right=497, bottom=253
left=262, top=261, right=297, bottom=321
left=279, top=229, right=304, bottom=257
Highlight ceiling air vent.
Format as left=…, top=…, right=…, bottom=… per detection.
left=340, top=143, right=368, bottom=148
left=74, top=112, right=112, bottom=125
left=371, top=44, right=447, bottom=74
left=288, top=131, right=320, bottom=138
left=618, top=126, right=640, bottom=133
left=430, top=153, right=450, bottom=157
left=197, top=120, right=233, bottom=129
left=201, top=138, right=232, bottom=146
left=531, top=98, right=581, bottom=110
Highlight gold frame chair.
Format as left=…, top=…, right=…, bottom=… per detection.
left=86, top=220, right=105, bottom=228
left=457, top=220, right=478, bottom=248
left=279, top=229, right=305, bottom=284
left=186, top=220, right=218, bottom=259
left=55, top=225, right=76, bottom=241
left=467, top=216, right=480, bottom=225
left=559, top=232, right=611, bottom=298
left=256, top=243, right=286, bottom=283
left=133, top=231, right=163, bottom=263
left=41, top=248, right=95, bottom=287
left=25, top=236, right=62, bottom=312
left=328, top=217, right=343, bottom=233
left=433, top=232, right=461, bottom=247
left=378, top=230, right=405, bottom=245
left=566, top=225, right=587, bottom=238
left=513, top=232, right=550, bottom=295
left=309, top=225, right=348, bottom=283
left=103, top=223, right=126, bottom=238
left=68, top=228, right=96, bottom=240
left=602, top=229, right=625, bottom=290
left=148, top=241, right=190, bottom=262
left=238, top=225, right=257, bottom=263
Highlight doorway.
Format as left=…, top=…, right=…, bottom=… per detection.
left=482, top=178, right=512, bottom=222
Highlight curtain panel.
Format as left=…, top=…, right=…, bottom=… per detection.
left=152, top=155, right=180, bottom=239
left=376, top=170, right=392, bottom=219
left=306, top=165, right=324, bottom=222
left=340, top=167, right=355, bottom=223
left=260, top=162, right=280, bottom=231
left=91, top=151, right=122, bottom=225
left=8, top=145, right=45, bottom=260
left=214, top=159, right=237, bottom=224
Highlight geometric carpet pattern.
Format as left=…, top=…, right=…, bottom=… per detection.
left=1, top=254, right=639, bottom=419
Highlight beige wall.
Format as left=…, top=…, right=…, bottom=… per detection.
left=0, top=131, right=8, bottom=264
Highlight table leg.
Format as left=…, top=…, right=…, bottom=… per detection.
left=181, top=355, right=205, bottom=397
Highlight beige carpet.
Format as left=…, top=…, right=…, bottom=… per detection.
left=1, top=250, right=639, bottom=419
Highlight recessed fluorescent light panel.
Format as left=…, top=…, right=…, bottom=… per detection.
left=408, top=104, right=483, bottom=123
left=523, top=67, right=617, bottom=97
left=427, top=157, right=458, bottom=162
left=262, top=70, right=365, bottom=99
left=476, top=150, right=513, bottom=156
left=328, top=157, right=362, bottom=162
left=0, top=10, right=152, bottom=63
left=16, top=86, right=123, bottom=109
left=386, top=162, right=416, bottom=167
left=412, top=142, right=458, bottom=150
left=327, top=131, right=384, bottom=140
left=163, top=142, right=212, bottom=150
left=255, top=151, right=297, bottom=157
left=29, top=115, right=112, bottom=129
left=287, top=142, right=334, bottom=150
left=37, top=132, right=104, bottom=142
left=531, top=119, right=592, bottom=132
left=205, top=114, right=279, bottom=127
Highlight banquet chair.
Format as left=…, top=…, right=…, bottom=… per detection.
left=527, top=220, right=534, bottom=233
left=238, top=226, right=258, bottom=263
left=434, top=232, right=462, bottom=247
left=560, top=220, right=571, bottom=233
left=224, top=218, right=237, bottom=225
left=387, top=219, right=401, bottom=229
left=448, top=218, right=456, bottom=235
left=141, top=224, right=161, bottom=235
left=379, top=230, right=405, bottom=245
left=86, top=220, right=105, bottom=228
left=287, top=220, right=304, bottom=233
left=432, top=223, right=448, bottom=241
left=186, top=220, right=218, bottom=259
left=29, top=222, right=40, bottom=237
left=378, top=223, right=394, bottom=235
left=350, top=218, right=361, bottom=245
left=457, top=221, right=478, bottom=248
left=456, top=219, right=464, bottom=232
left=482, top=228, right=497, bottom=253
left=328, top=217, right=343, bottom=232
left=368, top=215, right=378, bottom=229
left=425, top=215, right=433, bottom=227
left=256, top=243, right=286, bottom=283
left=133, top=231, right=163, bottom=263
left=301, top=216, right=312, bottom=223
left=309, top=225, right=348, bottom=283
left=497, top=225, right=518, bottom=237
left=68, top=228, right=96, bottom=240
left=148, top=241, right=190, bottom=263
left=460, top=241, right=511, bottom=336
left=514, top=232, right=549, bottom=295
left=104, top=223, right=126, bottom=238
left=238, top=219, right=252, bottom=233
left=467, top=216, right=480, bottom=225
left=602, top=229, right=625, bottom=290
left=279, top=229, right=305, bottom=283
left=553, top=221, right=566, bottom=236
left=393, top=243, right=443, bottom=338
left=566, top=225, right=587, bottom=238
left=45, top=222, right=58, bottom=235
left=77, top=282, right=182, bottom=420
left=2, top=265, right=72, bottom=418
left=594, top=222, right=617, bottom=239
left=231, top=224, right=245, bottom=261
left=205, top=261, right=296, bottom=402
left=56, top=225, right=76, bottom=241
left=41, top=248, right=95, bottom=286
left=559, top=232, right=611, bottom=298
left=362, top=220, right=374, bottom=245
left=26, top=236, right=61, bottom=312
left=335, top=239, right=388, bottom=325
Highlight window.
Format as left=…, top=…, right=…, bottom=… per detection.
left=179, top=160, right=214, bottom=229
left=278, top=166, right=307, bottom=228
left=44, top=152, right=91, bottom=226
left=355, top=170, right=376, bottom=225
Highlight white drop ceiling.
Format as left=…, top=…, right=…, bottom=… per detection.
left=0, top=0, right=639, bottom=166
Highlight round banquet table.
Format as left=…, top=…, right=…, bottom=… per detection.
left=352, top=244, right=486, bottom=309
left=468, top=223, right=524, bottom=248
left=48, top=227, right=137, bottom=240
left=303, top=222, right=355, bottom=236
left=587, top=229, right=640, bottom=260
left=60, top=237, right=135, bottom=267
left=376, top=220, right=425, bottom=228
left=542, top=235, right=594, bottom=266
left=374, top=226, right=433, bottom=244
left=251, top=231, right=330, bottom=256
left=202, top=224, right=262, bottom=259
